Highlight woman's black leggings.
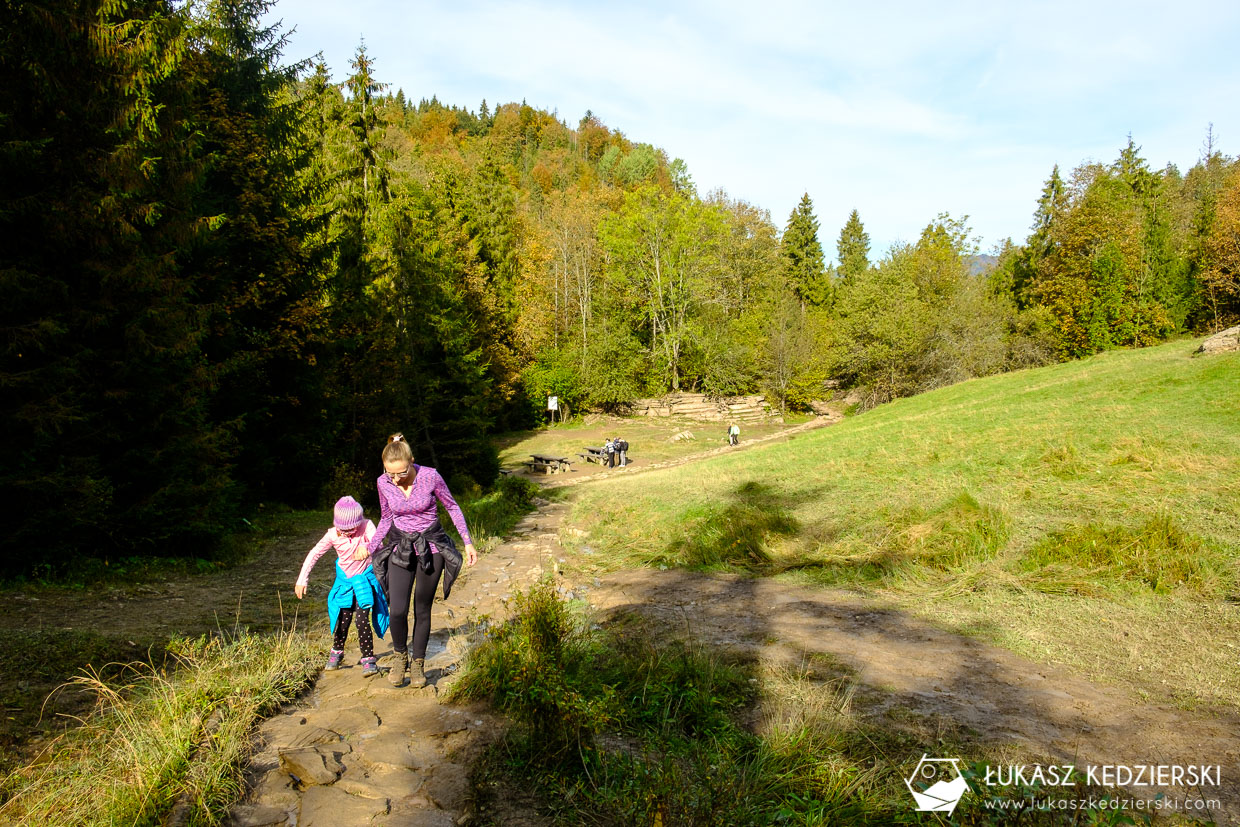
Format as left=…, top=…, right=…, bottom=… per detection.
left=386, top=552, right=444, bottom=659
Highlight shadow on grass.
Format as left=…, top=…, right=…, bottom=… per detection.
left=657, top=480, right=823, bottom=572
left=454, top=581, right=923, bottom=825
left=779, top=490, right=1011, bottom=588
left=589, top=568, right=1240, bottom=825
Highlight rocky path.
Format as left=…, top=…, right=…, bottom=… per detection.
left=225, top=417, right=841, bottom=826
left=228, top=500, right=575, bottom=827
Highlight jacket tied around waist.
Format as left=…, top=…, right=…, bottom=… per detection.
left=371, top=520, right=463, bottom=601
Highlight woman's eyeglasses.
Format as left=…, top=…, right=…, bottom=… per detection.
left=387, top=466, right=411, bottom=482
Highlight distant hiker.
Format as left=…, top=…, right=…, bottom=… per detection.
left=295, top=496, right=389, bottom=678
left=368, top=433, right=477, bottom=688
left=728, top=423, right=740, bottom=446
left=617, top=437, right=629, bottom=466
left=605, top=437, right=616, bottom=468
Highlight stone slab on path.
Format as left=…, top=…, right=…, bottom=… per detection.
left=298, top=784, right=389, bottom=826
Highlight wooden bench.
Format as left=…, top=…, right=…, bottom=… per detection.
left=526, top=454, right=571, bottom=474
left=578, top=446, right=607, bottom=465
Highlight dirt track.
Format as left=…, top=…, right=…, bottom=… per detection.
left=584, top=567, right=1240, bottom=823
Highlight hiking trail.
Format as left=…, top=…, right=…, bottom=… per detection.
left=4, top=412, right=1234, bottom=824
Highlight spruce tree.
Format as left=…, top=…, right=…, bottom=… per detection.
left=1010, top=164, right=1067, bottom=307
left=187, top=0, right=329, bottom=505
left=836, top=209, right=871, bottom=286
left=0, top=0, right=234, bottom=573
left=346, top=41, right=389, bottom=204
left=781, top=193, right=829, bottom=309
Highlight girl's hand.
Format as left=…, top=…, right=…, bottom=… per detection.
left=465, top=543, right=478, bottom=567
left=294, top=584, right=307, bottom=599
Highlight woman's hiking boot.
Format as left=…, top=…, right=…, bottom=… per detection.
left=409, top=658, right=427, bottom=689
left=388, top=651, right=408, bottom=686
left=359, top=656, right=379, bottom=678
left=324, top=649, right=344, bottom=671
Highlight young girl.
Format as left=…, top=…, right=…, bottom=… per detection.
left=295, top=496, right=390, bottom=676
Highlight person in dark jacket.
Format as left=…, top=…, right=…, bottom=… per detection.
left=367, top=433, right=477, bottom=687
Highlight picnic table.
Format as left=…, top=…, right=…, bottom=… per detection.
left=578, top=446, right=607, bottom=464
left=526, top=454, right=572, bottom=474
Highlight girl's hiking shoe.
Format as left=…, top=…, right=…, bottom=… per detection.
left=324, top=649, right=344, bottom=671
left=360, top=656, right=379, bottom=678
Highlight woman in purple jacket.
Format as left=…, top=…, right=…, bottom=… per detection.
left=367, top=433, right=478, bottom=687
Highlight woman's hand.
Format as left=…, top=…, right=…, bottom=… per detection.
left=465, top=543, right=478, bottom=567
left=294, top=584, right=307, bottom=599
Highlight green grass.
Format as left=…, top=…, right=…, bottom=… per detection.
left=0, top=631, right=170, bottom=771
left=562, top=339, right=1240, bottom=708
left=453, top=474, right=542, bottom=550
left=1016, top=513, right=1231, bottom=597
left=450, top=582, right=918, bottom=825
left=0, top=628, right=323, bottom=826
left=451, top=584, right=1153, bottom=826
left=495, top=415, right=802, bottom=471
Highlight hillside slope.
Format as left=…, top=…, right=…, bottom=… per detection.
left=554, top=337, right=1239, bottom=820
left=566, top=338, right=1240, bottom=708
left=572, top=337, right=1238, bottom=573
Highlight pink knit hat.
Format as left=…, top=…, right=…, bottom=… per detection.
left=333, top=496, right=365, bottom=531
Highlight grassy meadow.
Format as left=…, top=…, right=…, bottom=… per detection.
left=495, top=413, right=815, bottom=471
left=560, top=339, right=1240, bottom=710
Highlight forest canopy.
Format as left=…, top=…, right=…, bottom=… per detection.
left=2, top=0, right=1236, bottom=576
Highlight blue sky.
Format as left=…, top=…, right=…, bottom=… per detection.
left=262, top=0, right=1240, bottom=260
